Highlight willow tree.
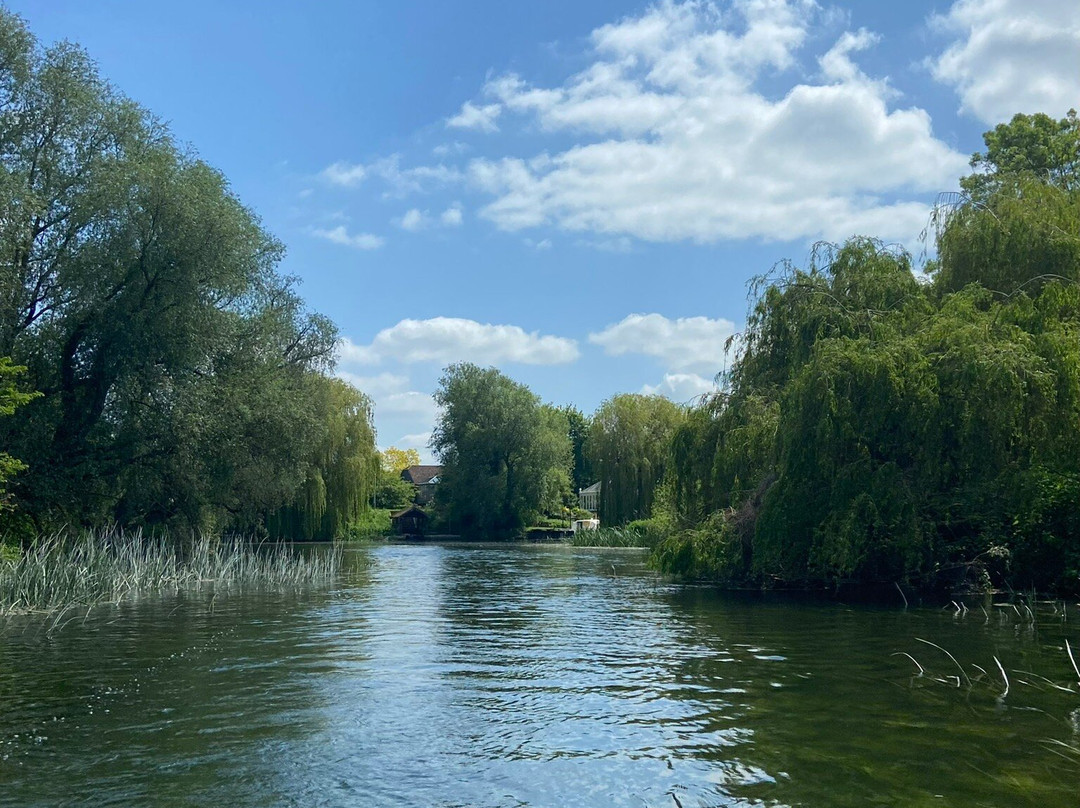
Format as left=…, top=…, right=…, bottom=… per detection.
left=935, top=110, right=1080, bottom=295
left=655, top=115, right=1080, bottom=592
left=267, top=378, right=379, bottom=540
left=587, top=394, right=684, bottom=525
left=0, top=9, right=339, bottom=531
left=432, top=364, right=570, bottom=537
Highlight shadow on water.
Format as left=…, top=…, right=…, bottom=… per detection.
left=1, top=544, right=1077, bottom=807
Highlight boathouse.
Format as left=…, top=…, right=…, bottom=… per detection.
left=391, top=504, right=429, bottom=535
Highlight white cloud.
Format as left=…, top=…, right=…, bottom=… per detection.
left=378, top=391, right=439, bottom=417
left=433, top=142, right=469, bottom=157
left=396, top=432, right=435, bottom=463
left=448, top=101, right=502, bottom=132
left=337, top=370, right=436, bottom=416
left=342, top=318, right=580, bottom=366
left=335, top=370, right=410, bottom=398
left=589, top=313, right=735, bottom=374
left=930, top=0, right=1080, bottom=125
left=311, top=225, right=385, bottom=250
left=447, top=1, right=967, bottom=246
left=642, top=372, right=718, bottom=402
left=440, top=205, right=464, bottom=226
left=399, top=208, right=428, bottom=230
left=334, top=367, right=438, bottom=459
left=321, top=161, right=367, bottom=187
left=319, top=156, right=462, bottom=196
left=395, top=206, right=463, bottom=230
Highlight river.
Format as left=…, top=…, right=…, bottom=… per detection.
left=1, top=543, right=1077, bottom=807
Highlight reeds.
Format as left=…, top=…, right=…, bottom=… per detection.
left=894, top=636, right=1079, bottom=699
left=567, top=524, right=664, bottom=548
left=0, top=528, right=341, bottom=616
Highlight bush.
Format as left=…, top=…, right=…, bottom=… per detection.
left=346, top=509, right=392, bottom=540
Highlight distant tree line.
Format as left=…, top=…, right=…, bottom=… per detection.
left=427, top=111, right=1080, bottom=595
left=0, top=10, right=378, bottom=540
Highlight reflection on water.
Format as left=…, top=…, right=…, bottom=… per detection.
left=0, top=544, right=1077, bottom=807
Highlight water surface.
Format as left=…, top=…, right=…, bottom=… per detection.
left=1, top=544, right=1077, bottom=807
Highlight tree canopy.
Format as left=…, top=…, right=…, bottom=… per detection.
left=657, top=111, right=1080, bottom=594
left=0, top=9, right=378, bottom=538
left=432, top=363, right=570, bottom=537
left=587, top=394, right=684, bottom=526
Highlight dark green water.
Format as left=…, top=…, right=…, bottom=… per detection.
left=1, top=544, right=1078, bottom=807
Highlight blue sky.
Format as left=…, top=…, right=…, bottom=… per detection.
left=12, top=0, right=1078, bottom=461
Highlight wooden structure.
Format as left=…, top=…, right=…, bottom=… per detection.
left=390, top=505, right=429, bottom=535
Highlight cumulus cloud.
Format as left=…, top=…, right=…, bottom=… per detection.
left=440, top=204, right=464, bottom=226
left=321, top=161, right=367, bottom=187
left=399, top=208, right=428, bottom=230
left=334, top=370, right=410, bottom=398
left=642, top=372, right=718, bottom=402
left=930, top=0, right=1080, bottom=125
left=397, top=206, right=463, bottom=229
left=320, top=156, right=462, bottom=196
left=589, top=313, right=735, bottom=374
left=334, top=367, right=438, bottom=457
left=448, top=101, right=502, bottom=132
left=444, top=0, right=967, bottom=246
left=311, top=225, right=384, bottom=250
left=340, top=318, right=580, bottom=366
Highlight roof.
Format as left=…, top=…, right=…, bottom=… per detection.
left=401, top=465, right=443, bottom=485
left=390, top=505, right=429, bottom=519
left=580, top=481, right=601, bottom=494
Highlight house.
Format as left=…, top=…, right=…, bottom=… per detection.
left=391, top=504, right=429, bottom=535
left=578, top=481, right=600, bottom=513
left=401, top=464, right=443, bottom=504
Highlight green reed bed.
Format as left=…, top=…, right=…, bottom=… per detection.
left=567, top=523, right=664, bottom=548
left=0, top=528, right=342, bottom=616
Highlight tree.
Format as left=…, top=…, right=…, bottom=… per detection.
left=380, top=447, right=421, bottom=474
left=266, top=378, right=379, bottom=540
left=0, top=9, right=343, bottom=532
left=432, top=364, right=570, bottom=537
left=961, top=110, right=1079, bottom=201
left=587, top=394, right=684, bottom=525
left=936, top=111, right=1080, bottom=295
left=373, top=447, right=419, bottom=510
left=555, top=405, right=593, bottom=493
left=0, top=357, right=36, bottom=511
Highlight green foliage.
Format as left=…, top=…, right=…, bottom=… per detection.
left=0, top=357, right=37, bottom=509
left=961, top=110, right=1079, bottom=201
left=380, top=447, right=421, bottom=474
left=555, top=404, right=593, bottom=493
left=936, top=111, right=1080, bottom=295
left=570, top=518, right=668, bottom=548
left=587, top=393, right=685, bottom=525
left=346, top=508, right=392, bottom=540
left=0, top=10, right=376, bottom=536
left=373, top=470, right=415, bottom=510
left=266, top=379, right=379, bottom=540
left=658, top=183, right=1080, bottom=593
left=432, top=363, right=571, bottom=538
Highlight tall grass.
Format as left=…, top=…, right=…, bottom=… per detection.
left=567, top=523, right=664, bottom=548
left=0, top=528, right=342, bottom=616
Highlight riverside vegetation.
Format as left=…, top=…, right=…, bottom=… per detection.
left=0, top=0, right=1078, bottom=607
left=425, top=109, right=1080, bottom=598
